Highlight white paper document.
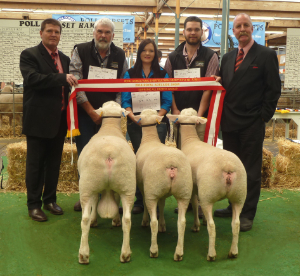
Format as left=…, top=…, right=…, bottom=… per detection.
left=131, top=91, right=160, bottom=113
left=88, top=66, right=117, bottom=79
left=174, top=68, right=201, bottom=78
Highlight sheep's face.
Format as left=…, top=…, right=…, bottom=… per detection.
left=167, top=108, right=207, bottom=125
left=134, top=109, right=163, bottom=125
left=94, top=101, right=131, bottom=118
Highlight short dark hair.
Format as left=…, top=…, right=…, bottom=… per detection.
left=184, top=16, right=202, bottom=29
left=41, top=18, right=62, bottom=33
left=157, top=50, right=162, bottom=58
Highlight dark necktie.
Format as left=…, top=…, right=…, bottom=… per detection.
left=51, top=52, right=65, bottom=110
left=234, top=48, right=244, bottom=72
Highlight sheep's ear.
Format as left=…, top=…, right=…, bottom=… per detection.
left=121, top=109, right=131, bottom=117
left=156, top=115, right=164, bottom=123
left=166, top=114, right=179, bottom=122
left=94, top=108, right=103, bottom=116
left=196, top=116, right=207, bottom=124
left=133, top=115, right=142, bottom=122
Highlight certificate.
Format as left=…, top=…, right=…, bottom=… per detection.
left=174, top=68, right=201, bottom=78
left=88, top=66, right=117, bottom=79
left=131, top=91, right=160, bottom=113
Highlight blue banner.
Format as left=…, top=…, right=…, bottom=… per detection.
left=202, top=20, right=265, bottom=47
left=53, top=14, right=135, bottom=43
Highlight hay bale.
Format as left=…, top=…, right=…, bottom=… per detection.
left=273, top=139, right=300, bottom=188
left=261, top=148, right=273, bottom=188
left=0, top=115, right=24, bottom=137
left=6, top=141, right=79, bottom=192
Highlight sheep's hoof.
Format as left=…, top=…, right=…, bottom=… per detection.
left=191, top=225, right=200, bottom=232
left=158, top=223, right=166, bottom=232
left=90, top=219, right=97, bottom=228
left=112, top=218, right=121, bottom=227
left=78, top=253, right=89, bottom=264
left=228, top=252, right=238, bottom=258
left=150, top=250, right=158, bottom=258
left=207, top=255, right=216, bottom=261
left=120, top=252, right=131, bottom=263
left=141, top=220, right=149, bottom=227
left=174, top=253, right=183, bottom=262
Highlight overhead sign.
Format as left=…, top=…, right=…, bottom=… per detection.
left=201, top=20, right=265, bottom=47
left=53, top=14, right=135, bottom=43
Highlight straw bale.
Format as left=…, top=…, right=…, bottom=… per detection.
left=261, top=148, right=273, bottom=188
left=6, top=141, right=79, bottom=192
left=273, top=172, right=300, bottom=188
left=0, top=115, right=24, bottom=137
left=277, top=139, right=300, bottom=159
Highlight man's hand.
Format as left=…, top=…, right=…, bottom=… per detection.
left=89, top=110, right=103, bottom=125
left=172, top=108, right=181, bottom=115
left=66, top=74, right=78, bottom=87
left=80, top=101, right=102, bottom=125
left=211, top=74, right=222, bottom=84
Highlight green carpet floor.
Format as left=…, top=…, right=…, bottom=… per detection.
left=0, top=190, right=299, bottom=276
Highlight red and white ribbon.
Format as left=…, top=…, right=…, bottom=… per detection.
left=67, top=77, right=226, bottom=147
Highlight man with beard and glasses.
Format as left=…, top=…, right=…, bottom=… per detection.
left=164, top=16, right=219, bottom=217
left=70, top=18, right=128, bottom=211
left=213, top=14, right=281, bottom=231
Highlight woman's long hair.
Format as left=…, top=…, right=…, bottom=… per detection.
left=130, top=39, right=162, bottom=78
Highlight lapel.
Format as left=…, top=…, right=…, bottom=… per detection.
left=228, top=41, right=258, bottom=91
left=38, top=42, right=59, bottom=73
left=225, top=49, right=237, bottom=85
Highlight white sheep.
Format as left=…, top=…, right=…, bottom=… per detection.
left=167, top=108, right=247, bottom=261
left=77, top=101, right=136, bottom=264
left=0, top=94, right=23, bottom=128
left=134, top=109, right=193, bottom=261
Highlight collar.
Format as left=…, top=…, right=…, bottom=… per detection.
left=238, top=38, right=254, bottom=59
left=42, top=42, right=58, bottom=56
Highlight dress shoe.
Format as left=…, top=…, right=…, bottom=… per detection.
left=43, top=202, right=64, bottom=215
left=28, top=208, right=47, bottom=222
left=74, top=200, right=82, bottom=211
left=214, top=207, right=232, bottom=217
left=132, top=206, right=143, bottom=214
left=119, top=207, right=123, bottom=214
left=240, top=218, right=253, bottom=232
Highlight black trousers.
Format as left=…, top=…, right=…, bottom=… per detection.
left=26, top=112, right=67, bottom=210
left=222, top=117, right=265, bottom=220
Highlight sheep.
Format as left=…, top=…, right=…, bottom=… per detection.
left=167, top=108, right=247, bottom=261
left=134, top=109, right=193, bottom=261
left=77, top=101, right=136, bottom=264
left=0, top=94, right=23, bottom=128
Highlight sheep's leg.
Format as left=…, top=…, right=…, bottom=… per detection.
left=146, top=199, right=159, bottom=258
left=228, top=203, right=243, bottom=258
left=174, top=198, right=189, bottom=261
left=141, top=197, right=150, bottom=227
left=158, top=198, right=166, bottom=232
left=90, top=194, right=99, bottom=228
left=191, top=193, right=200, bottom=232
left=119, top=194, right=133, bottom=263
left=202, top=203, right=216, bottom=261
left=78, top=197, right=92, bottom=264
left=112, top=192, right=121, bottom=227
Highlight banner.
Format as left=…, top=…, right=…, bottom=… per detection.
left=202, top=20, right=265, bottom=47
left=53, top=14, right=135, bottom=43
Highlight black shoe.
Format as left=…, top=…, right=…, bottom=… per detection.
left=28, top=208, right=48, bottom=222
left=214, top=207, right=232, bottom=217
left=74, top=200, right=82, bottom=211
left=132, top=206, right=143, bottom=214
left=240, top=218, right=253, bottom=232
left=43, top=202, right=64, bottom=215
left=119, top=207, right=123, bottom=214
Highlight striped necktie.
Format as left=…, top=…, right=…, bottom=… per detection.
left=51, top=52, right=65, bottom=110
left=234, top=48, right=244, bottom=72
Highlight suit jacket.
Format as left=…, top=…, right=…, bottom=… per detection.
left=220, top=41, right=281, bottom=132
left=20, top=42, right=70, bottom=138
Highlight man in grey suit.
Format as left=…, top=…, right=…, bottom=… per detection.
left=214, top=14, right=281, bottom=231
left=20, top=18, right=78, bottom=222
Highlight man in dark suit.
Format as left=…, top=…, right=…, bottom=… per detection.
left=20, top=18, right=78, bottom=222
left=214, top=14, right=281, bottom=231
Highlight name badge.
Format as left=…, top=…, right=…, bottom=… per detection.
left=195, top=61, right=204, bottom=67
left=88, top=66, right=117, bottom=79
left=110, top=62, right=119, bottom=69
left=174, top=68, right=201, bottom=78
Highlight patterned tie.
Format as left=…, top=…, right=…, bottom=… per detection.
left=51, top=52, right=65, bottom=110
left=234, top=48, right=244, bottom=72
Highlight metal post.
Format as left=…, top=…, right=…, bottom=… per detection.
left=12, top=82, right=15, bottom=137
left=220, top=0, right=230, bottom=60
left=175, top=0, right=180, bottom=48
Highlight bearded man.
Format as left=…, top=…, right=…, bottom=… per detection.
left=164, top=16, right=219, bottom=216
left=70, top=18, right=128, bottom=211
